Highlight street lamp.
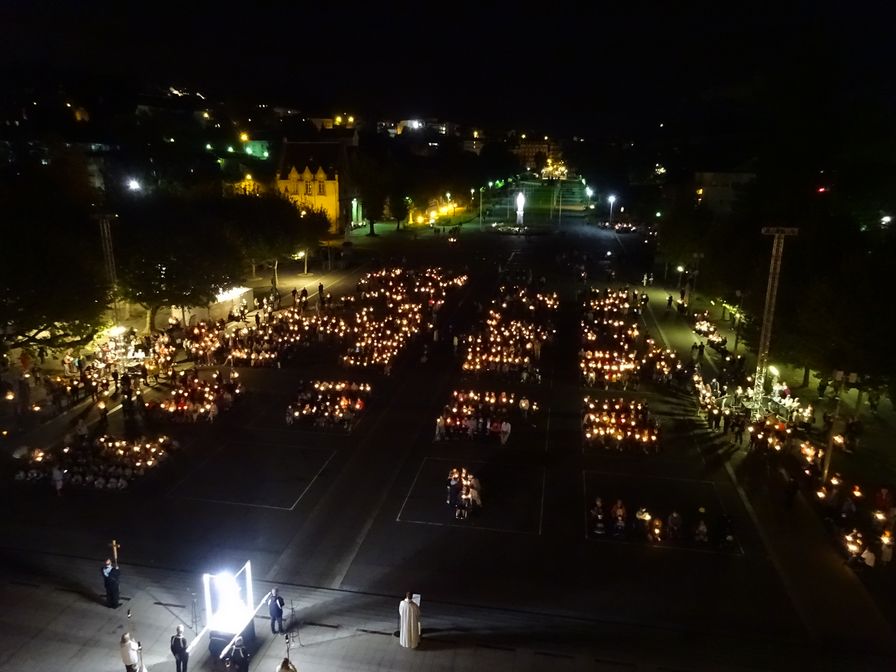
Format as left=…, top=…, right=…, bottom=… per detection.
left=676, top=265, right=685, bottom=288
left=608, top=194, right=617, bottom=224
left=479, top=186, right=485, bottom=231
left=293, top=249, right=308, bottom=274
left=585, top=187, right=593, bottom=198
left=126, top=178, right=141, bottom=192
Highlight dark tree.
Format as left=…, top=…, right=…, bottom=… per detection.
left=116, top=195, right=245, bottom=332
left=0, top=151, right=109, bottom=351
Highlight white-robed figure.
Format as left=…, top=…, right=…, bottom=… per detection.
left=398, top=592, right=421, bottom=649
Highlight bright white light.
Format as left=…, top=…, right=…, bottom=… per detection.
left=126, top=178, right=141, bottom=191
left=655, top=211, right=662, bottom=217
left=676, top=265, right=685, bottom=273
left=107, top=325, right=127, bottom=337
left=201, top=560, right=257, bottom=645
left=516, top=192, right=526, bottom=213
left=769, top=366, right=780, bottom=377
left=215, top=287, right=249, bottom=303
left=585, top=187, right=593, bottom=198
left=882, top=215, right=892, bottom=225
left=608, top=194, right=617, bottom=204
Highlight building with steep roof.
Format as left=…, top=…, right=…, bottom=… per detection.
left=276, top=140, right=348, bottom=233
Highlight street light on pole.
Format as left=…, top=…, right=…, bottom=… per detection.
left=676, top=265, right=685, bottom=288
left=608, top=194, right=617, bottom=224
left=479, top=186, right=484, bottom=231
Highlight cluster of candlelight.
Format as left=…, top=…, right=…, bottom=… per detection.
left=462, top=287, right=557, bottom=375
left=286, top=380, right=371, bottom=430
left=15, top=435, right=174, bottom=489
left=582, top=397, right=659, bottom=451
left=181, top=268, right=466, bottom=371
left=446, top=467, right=482, bottom=517
left=435, top=389, right=536, bottom=440
left=155, top=370, right=241, bottom=421
left=693, top=317, right=715, bottom=337
left=580, top=289, right=642, bottom=386
left=642, top=348, right=679, bottom=380
left=343, top=268, right=466, bottom=368
left=746, top=415, right=793, bottom=452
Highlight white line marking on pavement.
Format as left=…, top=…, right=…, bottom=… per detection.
left=395, top=458, right=427, bottom=523
left=289, top=450, right=338, bottom=511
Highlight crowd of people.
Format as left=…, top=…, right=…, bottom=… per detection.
left=582, top=397, right=660, bottom=453
left=588, top=496, right=735, bottom=548
left=178, top=267, right=467, bottom=372
left=14, top=434, right=176, bottom=492
left=446, top=467, right=483, bottom=520
left=434, top=389, right=532, bottom=443
left=148, top=368, right=242, bottom=423
left=286, top=380, right=371, bottom=431
left=579, top=288, right=644, bottom=389
left=461, top=284, right=556, bottom=382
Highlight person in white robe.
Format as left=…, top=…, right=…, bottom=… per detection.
left=398, top=592, right=420, bottom=649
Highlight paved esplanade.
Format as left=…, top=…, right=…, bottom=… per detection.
left=1, top=214, right=894, bottom=671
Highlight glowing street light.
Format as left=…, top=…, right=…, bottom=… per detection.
left=608, top=194, right=617, bottom=223
left=126, top=178, right=141, bottom=192
left=585, top=187, right=594, bottom=198
left=882, top=215, right=892, bottom=225
left=239, top=132, right=249, bottom=142
left=676, top=265, right=685, bottom=287
left=292, top=249, right=309, bottom=274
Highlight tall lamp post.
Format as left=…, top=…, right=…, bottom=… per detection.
left=478, top=186, right=484, bottom=231
left=98, top=213, right=120, bottom=323
left=608, top=194, right=617, bottom=224
left=750, top=227, right=798, bottom=420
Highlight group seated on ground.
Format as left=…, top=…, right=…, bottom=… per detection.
left=14, top=435, right=176, bottom=490
left=588, top=497, right=733, bottom=547
left=148, top=368, right=242, bottom=423
left=434, top=390, right=531, bottom=444
left=286, top=380, right=371, bottom=431
left=582, top=397, right=660, bottom=453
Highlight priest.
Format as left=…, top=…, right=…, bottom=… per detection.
left=398, top=592, right=420, bottom=649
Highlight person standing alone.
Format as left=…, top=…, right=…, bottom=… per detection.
left=170, top=624, right=189, bottom=672
left=102, top=558, right=120, bottom=608
left=268, top=587, right=286, bottom=633
left=398, top=592, right=421, bottom=649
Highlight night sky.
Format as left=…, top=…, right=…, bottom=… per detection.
left=1, top=1, right=891, bottom=135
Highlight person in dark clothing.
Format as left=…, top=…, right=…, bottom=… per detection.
left=102, top=558, right=120, bottom=607
left=170, top=624, right=189, bottom=672
left=229, top=636, right=249, bottom=672
left=268, top=587, right=285, bottom=633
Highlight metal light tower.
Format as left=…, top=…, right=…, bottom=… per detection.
left=751, top=227, right=798, bottom=419
left=99, top=214, right=120, bottom=323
